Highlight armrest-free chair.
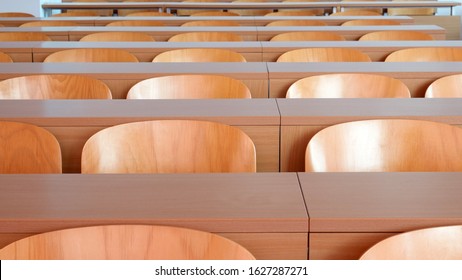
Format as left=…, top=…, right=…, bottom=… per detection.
left=168, top=31, right=243, bottom=42
left=20, top=21, right=78, bottom=27
left=106, top=20, right=164, bottom=27
left=341, top=19, right=401, bottom=26
left=359, top=30, right=433, bottom=41
left=190, top=11, right=240, bottom=16
left=264, top=11, right=317, bottom=16
left=81, top=120, right=256, bottom=173
left=385, top=47, right=462, bottom=62
left=388, top=0, right=435, bottom=16
left=425, top=74, right=462, bottom=98
left=229, top=0, right=273, bottom=16
left=0, top=32, right=52, bottom=41
left=181, top=20, right=240, bottom=27
left=152, top=48, right=247, bottom=62
left=51, top=11, right=100, bottom=17
left=122, top=11, right=173, bottom=17
left=270, top=31, right=345, bottom=41
left=0, top=12, right=34, bottom=17
left=79, top=31, right=155, bottom=42
left=330, top=10, right=382, bottom=16
left=44, top=48, right=139, bottom=62
left=266, top=20, right=327, bottom=27
left=277, top=47, right=371, bottom=62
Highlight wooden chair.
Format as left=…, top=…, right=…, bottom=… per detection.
left=0, top=12, right=34, bottom=17
left=0, top=51, right=13, bottom=63
left=118, top=0, right=167, bottom=16
left=305, top=119, right=462, bottom=172
left=388, top=0, right=435, bottom=16
left=0, top=32, right=52, bottom=41
left=360, top=225, right=462, bottom=260
left=385, top=47, right=462, bottom=62
left=51, top=11, right=100, bottom=17
left=69, top=0, right=113, bottom=16
left=44, top=48, right=139, bottom=62
left=190, top=11, right=240, bottom=16
left=122, top=11, right=174, bottom=17
left=277, top=48, right=371, bottom=62
left=181, top=20, right=240, bottom=27
left=0, top=121, right=62, bottom=174
left=341, top=0, right=383, bottom=15
left=341, top=19, right=401, bottom=26
left=106, top=20, right=164, bottom=27
left=152, top=48, right=247, bottom=62
left=281, top=0, right=324, bottom=16
left=127, top=74, right=251, bottom=98
left=0, top=74, right=112, bottom=99
left=79, top=31, right=155, bottom=42
left=330, top=10, right=382, bottom=16
left=264, top=11, right=317, bottom=16
left=270, top=31, right=345, bottom=42
left=177, top=0, right=221, bottom=16
left=81, top=120, right=256, bottom=173
left=229, top=0, right=273, bottom=16
left=0, top=224, right=256, bottom=260
left=19, top=21, right=79, bottom=27
left=425, top=74, right=462, bottom=98
left=286, top=73, right=411, bottom=98
left=168, top=32, right=243, bottom=42
left=359, top=30, right=434, bottom=41
left=266, top=20, right=327, bottom=27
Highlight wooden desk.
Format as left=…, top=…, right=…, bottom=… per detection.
left=300, top=172, right=462, bottom=259
left=0, top=172, right=308, bottom=259
left=277, top=98, right=462, bottom=172
left=0, top=99, right=280, bottom=173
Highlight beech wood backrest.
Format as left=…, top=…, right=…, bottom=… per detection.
left=0, top=12, right=35, bottom=17
left=122, top=11, right=174, bottom=17
left=127, top=74, right=251, bottom=98
left=0, top=32, right=51, bottom=41
left=51, top=11, right=100, bottom=17
left=360, top=225, right=462, bottom=260
left=81, top=120, right=256, bottom=173
left=330, top=10, right=383, bottom=16
left=270, top=31, right=345, bottom=41
left=168, top=31, right=243, bottom=42
left=388, top=0, right=435, bottom=16
left=190, top=11, right=240, bottom=16
left=359, top=30, right=434, bottom=41
left=0, top=121, right=62, bottom=173
left=341, top=19, right=401, bottom=26
left=264, top=10, right=317, bottom=16
left=0, top=74, right=112, bottom=99
left=152, top=48, right=247, bottom=62
left=385, top=47, right=462, bottom=62
left=425, top=74, right=462, bottom=98
left=181, top=20, right=240, bottom=27
left=177, top=0, right=220, bottom=16
left=44, top=48, right=139, bottom=62
left=277, top=47, right=371, bottom=62
left=341, top=0, right=383, bottom=14
left=306, top=119, right=462, bottom=172
left=229, top=0, right=273, bottom=16
left=106, top=20, right=164, bottom=27
left=0, top=51, right=13, bottom=62
left=266, top=20, right=327, bottom=27
left=69, top=0, right=113, bottom=16
left=79, top=31, right=155, bottom=42
left=286, top=73, right=411, bottom=98
left=281, top=0, right=324, bottom=16
left=19, top=21, right=79, bottom=27
left=0, top=224, right=256, bottom=260
left=118, top=0, right=169, bottom=16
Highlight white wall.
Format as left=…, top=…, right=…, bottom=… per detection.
left=0, top=0, right=61, bottom=17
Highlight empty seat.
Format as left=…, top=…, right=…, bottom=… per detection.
left=280, top=0, right=324, bottom=16
left=0, top=12, right=35, bottom=17
left=264, top=11, right=317, bottom=16
left=106, top=20, right=164, bottom=27
left=229, top=0, right=273, bottom=16
left=359, top=30, right=433, bottom=41
left=81, top=120, right=256, bottom=173
left=122, top=11, right=173, bottom=17
left=286, top=73, right=410, bottom=98
left=118, top=0, right=167, bottom=16
left=190, top=11, right=240, bottom=16
left=0, top=51, right=13, bottom=62
left=79, top=31, right=155, bottom=42
left=0, top=74, right=112, bottom=99
left=341, top=19, right=401, bottom=26
left=385, top=47, right=462, bottom=62
left=152, top=48, right=247, bottom=62
left=69, top=0, right=113, bottom=16
left=127, top=74, right=251, bottom=98
left=177, top=0, right=221, bottom=16
left=277, top=47, right=371, bottom=62
left=270, top=31, right=345, bottom=41
left=0, top=224, right=256, bottom=259
left=341, top=0, right=383, bottom=14
left=168, top=31, right=243, bottom=42
left=44, top=48, right=139, bottom=62
left=425, top=74, right=462, bottom=98
left=266, top=20, right=327, bottom=27
left=305, top=119, right=462, bottom=172
left=388, top=0, right=435, bottom=16
left=51, top=11, right=100, bottom=17
left=181, top=20, right=240, bottom=27
left=330, top=10, right=382, bottom=16
left=0, top=32, right=52, bottom=41
left=19, top=21, right=79, bottom=27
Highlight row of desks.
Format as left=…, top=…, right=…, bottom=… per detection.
left=1, top=98, right=462, bottom=173
left=1, top=172, right=461, bottom=259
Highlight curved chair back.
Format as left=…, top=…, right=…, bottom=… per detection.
left=360, top=225, right=462, bottom=260
left=264, top=11, right=316, bottom=16
left=359, top=30, right=433, bottom=41
left=122, top=11, right=173, bottom=17
left=51, top=11, right=100, bottom=17
left=286, top=73, right=410, bottom=98
left=266, top=20, right=327, bottom=27
left=190, top=11, right=240, bottom=16
left=0, top=32, right=51, bottom=41
left=388, top=0, right=435, bottom=16
left=20, top=21, right=78, bottom=27
left=0, top=225, right=256, bottom=260
left=281, top=0, right=324, bottom=16
left=44, top=48, right=139, bottom=62
left=81, top=120, right=256, bottom=173
left=425, top=74, right=462, bottom=98
left=177, top=0, right=221, bottom=16
left=69, top=0, right=113, bottom=16
left=0, top=121, right=62, bottom=173
left=277, top=48, right=371, bottom=62
left=0, top=12, right=35, bottom=17
left=305, top=119, right=462, bottom=172
left=270, top=31, right=345, bottom=41
left=182, top=20, right=240, bottom=27
left=230, top=0, right=273, bottom=16
left=127, top=74, right=251, bottom=98
left=0, top=51, right=13, bottom=62
left=385, top=47, right=462, bottom=62
left=79, top=31, right=155, bottom=42
left=341, top=19, right=401, bottom=26
left=341, top=0, right=383, bottom=14
left=168, top=31, right=243, bottom=42
left=106, top=20, right=164, bottom=27
left=118, top=0, right=170, bottom=16
left=0, top=74, right=112, bottom=99
left=152, top=48, right=247, bottom=62
left=330, top=10, right=382, bottom=16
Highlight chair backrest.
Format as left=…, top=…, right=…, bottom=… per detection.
left=385, top=47, right=462, bottom=62
left=266, top=20, right=327, bottom=27
left=270, top=31, right=345, bottom=41
left=330, top=10, right=382, bottom=16
left=341, top=19, right=401, bottom=26
left=127, top=74, right=251, bottom=98
left=70, top=0, right=113, bottom=16
left=168, top=31, right=243, bottom=42
left=286, top=73, right=411, bottom=98
left=425, top=74, right=462, bottom=98
left=106, top=20, right=164, bottom=27
left=0, top=74, right=112, bottom=99
left=0, top=32, right=51, bottom=41
left=277, top=47, right=371, bottom=62
left=388, top=0, right=435, bottom=16
left=359, top=225, right=462, bottom=260
left=51, top=11, right=100, bottom=17
left=79, top=31, right=155, bottom=42
left=0, top=12, right=35, bottom=17
left=190, top=11, right=240, bottom=16
left=229, top=0, right=273, bottom=16
left=152, top=48, right=247, bottom=62
left=44, top=48, right=139, bottom=62
left=118, top=0, right=169, bottom=16
left=122, top=11, right=174, bottom=17
left=305, top=119, right=462, bottom=172
left=0, top=51, right=13, bottom=62
left=281, top=0, right=324, bottom=16
left=341, top=0, right=383, bottom=14
left=359, top=30, right=433, bottom=41
left=0, top=224, right=256, bottom=260
left=0, top=121, right=62, bottom=173
left=177, top=0, right=220, bottom=16
left=19, top=21, right=79, bottom=27
left=264, top=10, right=317, bottom=16
left=182, top=20, right=240, bottom=27
left=81, top=120, right=256, bottom=173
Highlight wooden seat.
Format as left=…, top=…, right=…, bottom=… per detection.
left=341, top=19, right=401, bottom=26
left=190, top=11, right=240, bottom=16
left=152, top=49, right=247, bottom=62
left=177, top=0, right=221, bottom=16
left=266, top=20, right=327, bottom=27
left=0, top=51, right=13, bottom=63
left=69, top=0, right=113, bottom=16
left=127, top=74, right=251, bottom=98
left=360, top=225, right=462, bottom=260
left=181, top=20, right=240, bottom=27
left=122, top=11, right=174, bottom=17
left=286, top=73, right=411, bottom=98
left=19, top=21, right=79, bottom=27
left=425, top=74, right=462, bottom=98
left=305, top=119, right=462, bottom=172
left=359, top=30, right=434, bottom=41
left=341, top=0, right=383, bottom=15
left=385, top=47, right=462, bottom=62
left=51, top=11, right=100, bottom=17
left=229, top=0, right=273, bottom=16
left=0, top=32, right=51, bottom=41
left=106, top=20, right=164, bottom=27
left=281, top=0, right=324, bottom=16
left=81, top=120, right=256, bottom=173
left=118, top=0, right=166, bottom=16
left=264, top=11, right=317, bottom=16
left=0, top=12, right=35, bottom=17
left=330, top=10, right=382, bottom=16
left=277, top=48, right=371, bottom=62
left=270, top=31, right=345, bottom=42
left=0, top=121, right=62, bottom=174
left=0, top=224, right=255, bottom=259
left=168, top=32, right=243, bottom=42
left=388, top=0, right=435, bottom=16
left=44, top=48, right=139, bottom=62
left=0, top=74, right=112, bottom=99
left=79, top=31, right=155, bottom=42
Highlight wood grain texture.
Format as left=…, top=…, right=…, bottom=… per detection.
left=229, top=0, right=273, bottom=16
left=0, top=12, right=34, bottom=17
left=182, top=20, right=240, bottom=27
left=265, top=10, right=317, bottom=16
left=121, top=11, right=174, bottom=17
left=266, top=20, right=327, bottom=27
left=106, top=20, right=165, bottom=27
left=0, top=32, right=51, bottom=41
left=43, top=48, right=140, bottom=62
left=0, top=51, right=13, bottom=62
left=152, top=48, right=247, bottom=62
left=359, top=30, right=434, bottom=40
left=276, top=47, right=371, bottom=62
left=79, top=31, right=155, bottom=42
left=168, top=31, right=244, bottom=42
left=270, top=31, right=345, bottom=41
left=385, top=47, right=462, bottom=62
left=190, top=11, right=240, bottom=16
left=330, top=10, right=383, bottom=16
left=341, top=19, right=401, bottom=26
left=425, top=74, right=462, bottom=98
left=20, top=21, right=79, bottom=27
left=51, top=11, right=100, bottom=17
